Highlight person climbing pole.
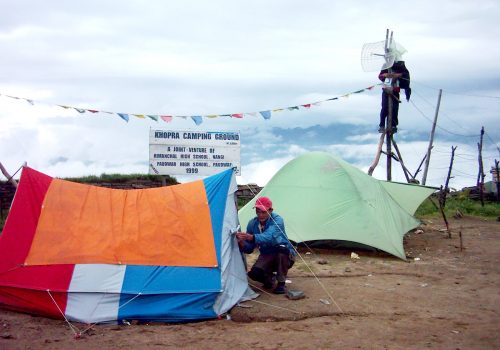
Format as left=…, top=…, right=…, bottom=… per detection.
left=378, top=60, right=411, bottom=134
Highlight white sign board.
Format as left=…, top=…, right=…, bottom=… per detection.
left=149, top=129, right=241, bottom=176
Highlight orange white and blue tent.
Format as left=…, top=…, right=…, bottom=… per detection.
left=0, top=167, right=255, bottom=323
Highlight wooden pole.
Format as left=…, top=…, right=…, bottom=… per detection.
left=0, top=162, right=18, bottom=188
left=385, top=31, right=393, bottom=182
left=459, top=227, right=463, bottom=251
left=437, top=185, right=450, bottom=235
left=477, top=127, right=485, bottom=207
left=476, top=127, right=484, bottom=186
left=413, top=153, right=427, bottom=179
left=386, top=92, right=393, bottom=181
left=391, top=138, right=414, bottom=183
left=442, top=146, right=457, bottom=208
left=380, top=150, right=398, bottom=161
left=422, top=89, right=442, bottom=185
left=495, top=159, right=499, bottom=202
left=384, top=29, right=390, bottom=52
left=368, top=132, right=386, bottom=176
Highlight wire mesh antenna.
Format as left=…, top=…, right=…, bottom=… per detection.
left=361, top=40, right=395, bottom=72
left=361, top=30, right=407, bottom=72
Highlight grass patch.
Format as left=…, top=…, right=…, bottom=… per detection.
left=416, top=196, right=500, bottom=219
left=63, top=173, right=178, bottom=185
left=237, top=197, right=252, bottom=210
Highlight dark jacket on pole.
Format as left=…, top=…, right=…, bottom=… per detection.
left=378, top=61, right=411, bottom=129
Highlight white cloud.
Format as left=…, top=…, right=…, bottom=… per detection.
left=345, top=133, right=382, bottom=143
left=0, top=0, right=498, bottom=193
left=237, top=156, right=294, bottom=187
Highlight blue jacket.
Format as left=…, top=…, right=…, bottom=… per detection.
left=241, top=212, right=295, bottom=255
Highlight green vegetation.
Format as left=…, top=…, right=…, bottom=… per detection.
left=237, top=197, right=251, bottom=210
left=62, top=173, right=178, bottom=185
left=416, top=196, right=500, bottom=219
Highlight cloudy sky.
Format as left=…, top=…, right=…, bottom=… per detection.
left=1, top=0, right=499, bottom=189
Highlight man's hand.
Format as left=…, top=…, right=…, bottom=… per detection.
left=382, top=72, right=402, bottom=79
left=236, top=232, right=254, bottom=242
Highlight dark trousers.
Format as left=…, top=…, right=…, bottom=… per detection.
left=380, top=91, right=400, bottom=128
left=249, top=250, right=294, bottom=285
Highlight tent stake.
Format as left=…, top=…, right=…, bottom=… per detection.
left=459, top=227, right=463, bottom=252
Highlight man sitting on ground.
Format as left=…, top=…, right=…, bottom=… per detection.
left=236, top=196, right=295, bottom=294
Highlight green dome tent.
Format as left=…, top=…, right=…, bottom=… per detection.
left=238, top=152, right=436, bottom=260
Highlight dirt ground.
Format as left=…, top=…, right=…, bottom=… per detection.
left=1, top=216, right=499, bottom=349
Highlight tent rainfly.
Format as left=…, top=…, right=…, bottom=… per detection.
left=238, top=152, right=436, bottom=260
left=0, top=167, right=255, bottom=323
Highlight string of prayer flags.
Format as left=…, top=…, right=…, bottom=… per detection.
left=0, top=83, right=379, bottom=125
left=117, top=113, right=129, bottom=122
left=191, top=116, right=203, bottom=125
left=259, top=111, right=271, bottom=120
